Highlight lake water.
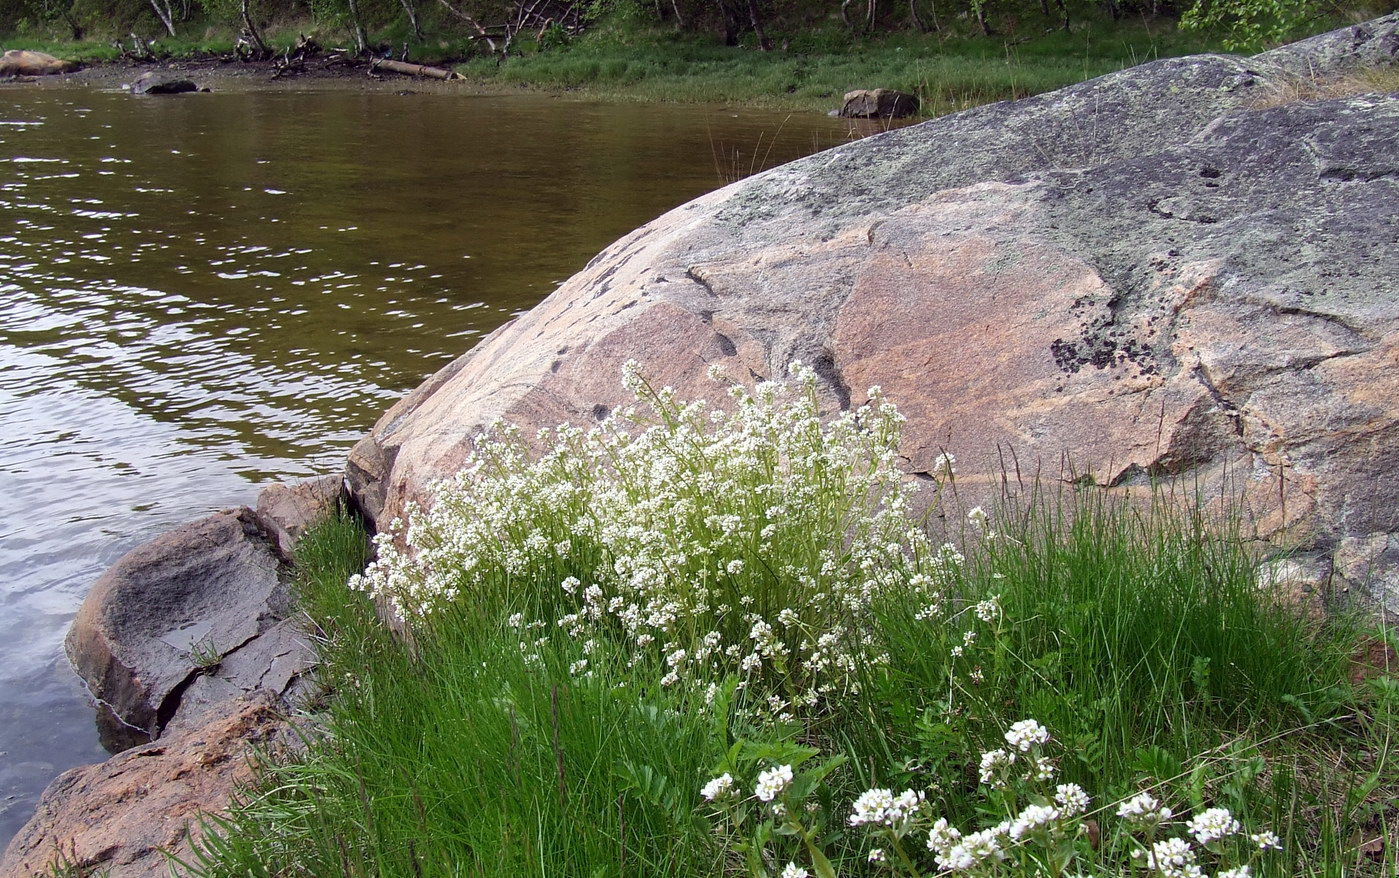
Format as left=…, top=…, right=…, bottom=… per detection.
left=0, top=85, right=866, bottom=846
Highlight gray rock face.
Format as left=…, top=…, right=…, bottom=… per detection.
left=64, top=507, right=307, bottom=749
left=1255, top=11, right=1399, bottom=77
left=347, top=18, right=1399, bottom=610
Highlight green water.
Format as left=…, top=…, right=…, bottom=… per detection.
left=0, top=86, right=864, bottom=846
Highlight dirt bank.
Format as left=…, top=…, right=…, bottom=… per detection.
left=2, top=55, right=509, bottom=94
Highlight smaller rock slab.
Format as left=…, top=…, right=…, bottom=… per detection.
left=65, top=507, right=297, bottom=746
left=839, top=88, right=919, bottom=118
left=256, top=474, right=343, bottom=559
left=0, top=692, right=297, bottom=878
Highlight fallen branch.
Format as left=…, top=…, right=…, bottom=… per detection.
left=369, top=57, right=460, bottom=79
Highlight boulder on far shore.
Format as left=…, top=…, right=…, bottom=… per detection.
left=128, top=71, right=200, bottom=94
left=0, top=49, right=76, bottom=76
left=839, top=88, right=919, bottom=118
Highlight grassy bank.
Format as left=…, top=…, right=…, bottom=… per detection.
left=3, top=16, right=1235, bottom=115
left=451, top=18, right=1228, bottom=114
left=181, top=366, right=1398, bottom=878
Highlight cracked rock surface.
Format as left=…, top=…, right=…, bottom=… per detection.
left=63, top=506, right=309, bottom=751
left=349, top=14, right=1399, bottom=609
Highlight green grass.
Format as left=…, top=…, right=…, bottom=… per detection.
left=181, top=372, right=1398, bottom=878
left=452, top=19, right=1230, bottom=115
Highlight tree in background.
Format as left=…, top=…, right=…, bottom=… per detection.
left=1181, top=0, right=1323, bottom=47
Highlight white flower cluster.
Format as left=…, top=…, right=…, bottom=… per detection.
left=1118, top=791, right=1174, bottom=827
left=700, top=773, right=736, bottom=802
left=350, top=362, right=947, bottom=719
left=848, top=788, right=925, bottom=834
left=754, top=764, right=794, bottom=802
left=838, top=721, right=1278, bottom=878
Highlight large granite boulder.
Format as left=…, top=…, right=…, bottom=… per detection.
left=348, top=15, right=1399, bottom=609
left=0, top=692, right=296, bottom=878
left=0, top=50, right=76, bottom=76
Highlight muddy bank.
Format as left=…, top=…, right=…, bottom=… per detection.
left=4, top=55, right=505, bottom=94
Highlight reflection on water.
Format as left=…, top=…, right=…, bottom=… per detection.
left=0, top=88, right=862, bottom=845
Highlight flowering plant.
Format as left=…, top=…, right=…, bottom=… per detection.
left=351, top=361, right=960, bottom=722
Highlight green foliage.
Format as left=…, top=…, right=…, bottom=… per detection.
left=1180, top=0, right=1323, bottom=50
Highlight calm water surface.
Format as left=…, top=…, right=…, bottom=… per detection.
left=0, top=86, right=863, bottom=844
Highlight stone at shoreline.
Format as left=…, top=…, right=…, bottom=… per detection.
left=839, top=88, right=919, bottom=118
left=256, top=474, right=344, bottom=559
left=348, top=13, right=1399, bottom=611
left=0, top=50, right=75, bottom=76
left=0, top=691, right=297, bottom=878
left=1, top=477, right=342, bottom=876
left=128, top=71, right=200, bottom=95
left=65, top=506, right=307, bottom=749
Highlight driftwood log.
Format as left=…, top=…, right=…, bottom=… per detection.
left=370, top=58, right=459, bottom=79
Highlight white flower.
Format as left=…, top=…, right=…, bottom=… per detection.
left=937, top=828, right=1005, bottom=871
left=779, top=864, right=808, bottom=878
left=754, top=764, right=793, bottom=802
left=849, top=788, right=924, bottom=830
left=1054, top=783, right=1091, bottom=816
left=867, top=848, right=887, bottom=863
left=1143, top=837, right=1198, bottom=877
left=1218, top=867, right=1252, bottom=878
left=726, top=559, right=745, bottom=575
left=1005, top=719, right=1049, bottom=752
left=1251, top=830, right=1282, bottom=851
left=1187, top=807, right=1241, bottom=845
left=978, top=748, right=1015, bottom=787
left=927, top=816, right=963, bottom=856
left=968, top=506, right=990, bottom=528
left=973, top=595, right=1000, bottom=621
left=701, top=773, right=735, bottom=801
left=1117, top=792, right=1173, bottom=827
left=1010, top=803, right=1061, bottom=840
left=507, top=612, right=524, bottom=628
left=931, top=451, right=956, bottom=479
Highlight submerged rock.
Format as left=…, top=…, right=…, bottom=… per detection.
left=0, top=50, right=76, bottom=76
left=348, top=13, right=1399, bottom=611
